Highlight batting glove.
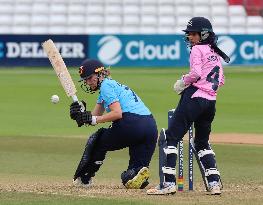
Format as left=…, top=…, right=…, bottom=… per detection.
left=75, top=111, right=97, bottom=127
left=70, top=101, right=86, bottom=120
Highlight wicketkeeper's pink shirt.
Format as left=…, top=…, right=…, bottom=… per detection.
left=183, top=44, right=225, bottom=100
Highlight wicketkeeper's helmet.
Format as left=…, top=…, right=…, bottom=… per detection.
left=182, top=16, right=230, bottom=63
left=183, top=17, right=213, bottom=33
left=183, top=17, right=214, bottom=43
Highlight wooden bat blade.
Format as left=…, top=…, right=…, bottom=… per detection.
left=42, top=39, right=77, bottom=98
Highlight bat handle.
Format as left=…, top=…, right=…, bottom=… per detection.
left=72, top=95, right=79, bottom=102
left=72, top=95, right=85, bottom=112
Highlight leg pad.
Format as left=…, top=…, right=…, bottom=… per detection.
left=159, top=128, right=177, bottom=186
left=190, top=138, right=223, bottom=191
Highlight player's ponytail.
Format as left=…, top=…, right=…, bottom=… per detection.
left=205, top=33, right=230, bottom=63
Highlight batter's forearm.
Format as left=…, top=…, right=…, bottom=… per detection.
left=92, top=104, right=105, bottom=116
left=96, top=111, right=122, bottom=123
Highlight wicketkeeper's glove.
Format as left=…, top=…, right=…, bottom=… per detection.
left=173, top=77, right=189, bottom=95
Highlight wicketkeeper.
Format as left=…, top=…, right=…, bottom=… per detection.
left=70, top=59, right=158, bottom=189
left=147, top=17, right=230, bottom=195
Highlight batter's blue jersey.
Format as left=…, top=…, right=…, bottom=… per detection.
left=97, top=78, right=151, bottom=115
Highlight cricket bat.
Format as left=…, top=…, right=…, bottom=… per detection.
left=42, top=39, right=79, bottom=103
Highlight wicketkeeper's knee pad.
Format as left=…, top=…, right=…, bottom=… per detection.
left=190, top=138, right=223, bottom=191
left=159, top=128, right=177, bottom=187
left=73, top=128, right=106, bottom=180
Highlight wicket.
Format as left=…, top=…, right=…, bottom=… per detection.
left=168, top=109, right=194, bottom=191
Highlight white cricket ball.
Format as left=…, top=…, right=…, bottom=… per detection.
left=51, top=95, right=59, bottom=104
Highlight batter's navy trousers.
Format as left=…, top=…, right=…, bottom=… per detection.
left=91, top=113, right=158, bottom=173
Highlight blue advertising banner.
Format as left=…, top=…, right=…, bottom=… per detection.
left=88, top=35, right=189, bottom=67
left=0, top=35, right=88, bottom=67
left=89, top=34, right=263, bottom=67
left=217, top=35, right=263, bottom=66
left=0, top=34, right=262, bottom=67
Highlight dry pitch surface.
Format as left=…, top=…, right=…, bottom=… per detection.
left=0, top=180, right=262, bottom=205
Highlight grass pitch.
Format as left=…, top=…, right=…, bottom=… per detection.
left=0, top=67, right=263, bottom=204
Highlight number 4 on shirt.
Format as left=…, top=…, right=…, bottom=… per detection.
left=206, top=66, right=220, bottom=91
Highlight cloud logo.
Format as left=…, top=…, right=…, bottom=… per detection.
left=97, top=36, right=122, bottom=65
left=217, top=36, right=237, bottom=64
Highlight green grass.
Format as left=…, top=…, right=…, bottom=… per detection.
left=0, top=192, right=151, bottom=205
left=0, top=136, right=262, bottom=185
left=0, top=67, right=263, bottom=137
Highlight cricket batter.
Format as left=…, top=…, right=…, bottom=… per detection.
left=70, top=59, right=158, bottom=189
left=147, top=17, right=230, bottom=195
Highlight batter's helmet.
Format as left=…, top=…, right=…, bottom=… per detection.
left=79, top=59, right=105, bottom=81
left=182, top=17, right=213, bottom=33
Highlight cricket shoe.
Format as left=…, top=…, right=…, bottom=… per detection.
left=208, top=181, right=221, bottom=195
left=147, top=182, right=176, bottom=195
left=122, top=167, right=150, bottom=189
left=73, top=176, right=92, bottom=188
